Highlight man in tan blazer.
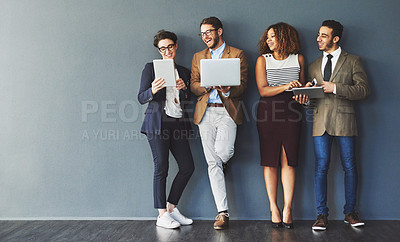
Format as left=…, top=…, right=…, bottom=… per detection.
left=296, top=20, right=369, bottom=231
left=191, top=16, right=248, bottom=230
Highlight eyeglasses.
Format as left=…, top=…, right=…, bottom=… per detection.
left=158, top=44, right=175, bottom=53
left=199, top=29, right=217, bottom=38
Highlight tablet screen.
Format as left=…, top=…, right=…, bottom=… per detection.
left=153, top=59, right=176, bottom=87
left=292, top=87, right=324, bottom=98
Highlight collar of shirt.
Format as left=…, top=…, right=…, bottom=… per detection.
left=323, top=46, right=341, bottom=60
left=210, top=42, right=225, bottom=59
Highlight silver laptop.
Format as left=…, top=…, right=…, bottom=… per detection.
left=200, top=58, right=240, bottom=87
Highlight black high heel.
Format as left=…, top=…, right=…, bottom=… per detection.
left=282, top=222, right=293, bottom=229
left=270, top=211, right=282, bottom=228
left=272, top=221, right=283, bottom=228
left=282, top=208, right=294, bottom=229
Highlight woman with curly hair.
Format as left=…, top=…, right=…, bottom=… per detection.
left=255, top=22, right=305, bottom=229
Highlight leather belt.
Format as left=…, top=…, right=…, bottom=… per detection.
left=207, top=103, right=224, bottom=107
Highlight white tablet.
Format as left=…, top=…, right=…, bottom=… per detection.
left=200, top=58, right=240, bottom=87
left=153, top=59, right=176, bottom=87
left=292, top=86, right=324, bottom=98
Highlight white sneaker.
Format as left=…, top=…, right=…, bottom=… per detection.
left=156, top=212, right=180, bottom=229
left=169, top=208, right=193, bottom=225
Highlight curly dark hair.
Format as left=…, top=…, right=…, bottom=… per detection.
left=153, top=30, right=177, bottom=48
left=258, top=22, right=301, bottom=56
left=322, top=20, right=343, bottom=43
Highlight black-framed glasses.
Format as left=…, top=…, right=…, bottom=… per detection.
left=199, top=29, right=217, bottom=38
left=158, top=44, right=175, bottom=53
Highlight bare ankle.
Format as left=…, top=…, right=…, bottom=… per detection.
left=167, top=202, right=176, bottom=213
left=158, top=209, right=167, bottom=217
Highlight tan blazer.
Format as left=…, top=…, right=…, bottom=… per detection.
left=190, top=45, right=248, bottom=125
left=309, top=50, right=370, bottom=136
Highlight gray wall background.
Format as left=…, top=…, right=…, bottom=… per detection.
left=1, top=0, right=399, bottom=220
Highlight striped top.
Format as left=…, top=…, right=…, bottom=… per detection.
left=263, top=54, right=300, bottom=86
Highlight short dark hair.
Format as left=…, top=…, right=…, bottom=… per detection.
left=153, top=30, right=177, bottom=48
left=200, top=16, right=223, bottom=31
left=322, top=20, right=343, bottom=42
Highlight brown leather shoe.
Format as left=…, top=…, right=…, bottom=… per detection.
left=312, top=214, right=328, bottom=231
left=214, top=212, right=229, bottom=230
left=344, top=211, right=365, bottom=227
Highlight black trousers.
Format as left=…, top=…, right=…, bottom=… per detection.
left=147, top=112, right=194, bottom=209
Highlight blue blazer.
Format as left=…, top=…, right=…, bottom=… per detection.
left=138, top=62, right=191, bottom=135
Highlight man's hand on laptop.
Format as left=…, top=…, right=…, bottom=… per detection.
left=214, top=85, right=231, bottom=93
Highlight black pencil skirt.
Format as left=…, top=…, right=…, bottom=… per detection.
left=256, top=92, right=302, bottom=167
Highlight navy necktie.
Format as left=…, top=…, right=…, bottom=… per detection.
left=324, top=54, right=333, bottom=82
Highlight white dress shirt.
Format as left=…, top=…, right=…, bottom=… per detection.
left=321, top=46, right=341, bottom=94
left=164, top=69, right=183, bottom=118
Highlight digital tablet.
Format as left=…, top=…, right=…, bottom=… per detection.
left=292, top=86, right=324, bottom=98
left=200, top=58, right=240, bottom=87
left=153, top=59, right=176, bottom=87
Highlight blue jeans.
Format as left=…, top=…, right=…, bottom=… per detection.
left=313, top=132, right=357, bottom=216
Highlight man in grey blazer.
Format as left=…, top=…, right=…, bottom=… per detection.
left=296, top=20, right=370, bottom=231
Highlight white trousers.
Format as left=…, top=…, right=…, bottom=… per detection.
left=198, top=107, right=237, bottom=212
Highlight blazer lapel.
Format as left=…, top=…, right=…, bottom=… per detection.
left=203, top=49, right=211, bottom=59
left=221, top=45, right=231, bottom=58
left=314, top=56, right=324, bottom=84
left=176, top=65, right=184, bottom=79
left=331, top=51, right=347, bottom=82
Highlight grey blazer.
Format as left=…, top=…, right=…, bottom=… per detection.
left=308, top=50, right=370, bottom=136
